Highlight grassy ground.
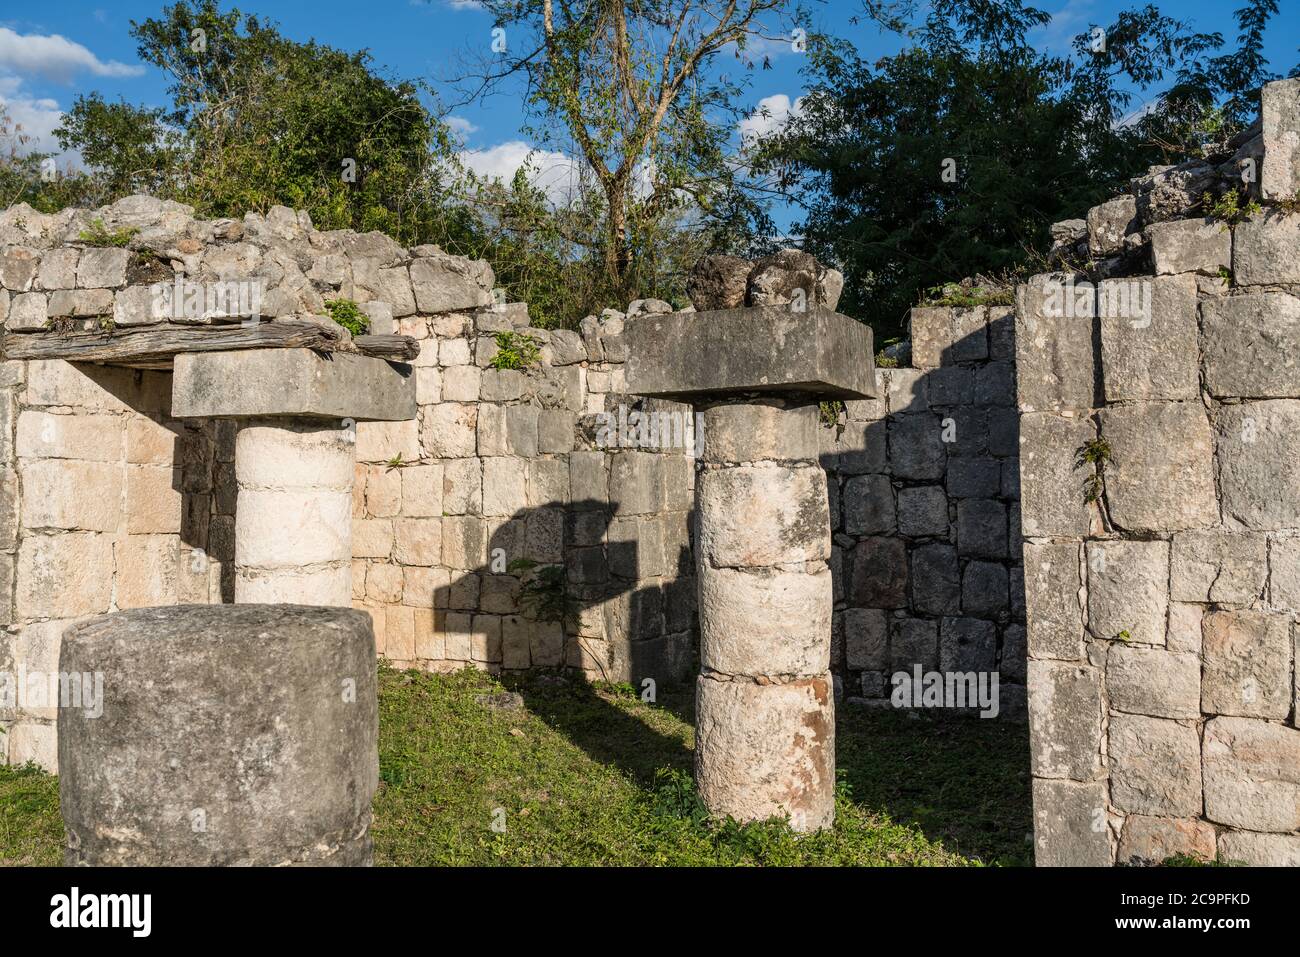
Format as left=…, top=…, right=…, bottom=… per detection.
left=0, top=666, right=1032, bottom=867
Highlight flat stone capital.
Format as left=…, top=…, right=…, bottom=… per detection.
left=172, top=348, right=416, bottom=422
left=624, top=305, right=876, bottom=401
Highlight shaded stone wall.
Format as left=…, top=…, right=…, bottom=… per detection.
left=351, top=303, right=696, bottom=685
left=0, top=359, right=231, bottom=768
left=1022, top=78, right=1300, bottom=866
left=824, top=305, right=1027, bottom=714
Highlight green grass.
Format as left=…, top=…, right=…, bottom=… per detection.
left=0, top=762, right=62, bottom=866
left=0, top=666, right=1032, bottom=867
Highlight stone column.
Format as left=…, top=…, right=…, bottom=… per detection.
left=624, top=305, right=875, bottom=833
left=695, top=397, right=835, bottom=830
left=172, top=348, right=417, bottom=607
left=59, top=605, right=378, bottom=866
left=234, top=418, right=354, bottom=605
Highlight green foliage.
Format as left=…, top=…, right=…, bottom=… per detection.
left=874, top=351, right=900, bottom=368
left=818, top=399, right=846, bottom=428
left=490, top=331, right=543, bottom=370
left=508, top=558, right=575, bottom=624
left=77, top=218, right=138, bottom=247
left=753, top=0, right=1283, bottom=341
left=1203, top=187, right=1262, bottom=227
left=384, top=453, right=410, bottom=472
left=53, top=0, right=467, bottom=247
left=324, top=298, right=369, bottom=336
left=1115, top=629, right=1133, bottom=643
left=1076, top=437, right=1113, bottom=505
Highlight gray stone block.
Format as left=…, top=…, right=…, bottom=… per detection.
left=844, top=607, right=888, bottom=670
left=1118, top=815, right=1216, bottom=866
left=624, top=306, right=875, bottom=400
left=1108, top=713, right=1201, bottom=817
left=1023, top=542, right=1085, bottom=660
left=1087, top=195, right=1137, bottom=256
left=957, top=498, right=1007, bottom=558
left=896, top=485, right=949, bottom=537
left=1099, top=275, right=1199, bottom=402
left=962, top=561, right=1009, bottom=619
left=1201, top=291, right=1300, bottom=398
left=927, top=366, right=974, bottom=406
left=1027, top=660, right=1101, bottom=781
left=1147, top=218, right=1231, bottom=275
left=59, top=605, right=378, bottom=865
left=1201, top=609, right=1292, bottom=719
left=1000, top=623, right=1027, bottom=682
left=1101, top=402, right=1217, bottom=533
left=1106, top=646, right=1200, bottom=719
left=1233, top=211, right=1300, bottom=285
left=850, top=536, right=908, bottom=607
left=890, top=617, right=938, bottom=672
left=1086, top=540, right=1168, bottom=645
left=1261, top=78, right=1300, bottom=201
left=173, top=349, right=416, bottom=421
left=947, top=458, right=1000, bottom=499
left=1204, top=716, right=1300, bottom=832
left=939, top=616, right=997, bottom=672
left=910, top=542, right=960, bottom=615
left=696, top=464, right=828, bottom=567
left=1217, top=830, right=1300, bottom=867
left=1032, top=777, right=1112, bottom=867
left=843, top=473, right=895, bottom=536
left=1015, top=278, right=1096, bottom=412
left=701, top=399, right=819, bottom=463
left=888, top=412, right=946, bottom=480
left=1215, top=400, right=1300, bottom=529
left=973, top=360, right=1015, bottom=406
left=1169, top=529, right=1266, bottom=604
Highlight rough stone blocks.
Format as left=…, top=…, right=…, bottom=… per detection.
left=1107, top=713, right=1201, bottom=817
left=1100, top=402, right=1217, bottom=533
left=1203, top=716, right=1300, bottom=832
left=694, top=674, right=835, bottom=832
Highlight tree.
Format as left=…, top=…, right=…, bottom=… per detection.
left=753, top=0, right=1279, bottom=341
left=55, top=0, right=466, bottom=246
left=460, top=1, right=790, bottom=301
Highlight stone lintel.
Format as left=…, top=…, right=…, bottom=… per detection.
left=172, top=348, right=416, bottom=421
left=625, top=305, right=876, bottom=401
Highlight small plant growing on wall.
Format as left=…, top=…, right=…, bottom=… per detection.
left=1202, top=188, right=1261, bottom=229
left=77, top=218, right=138, bottom=247
left=324, top=298, right=369, bottom=336
left=508, top=558, right=574, bottom=624
left=1075, top=437, right=1112, bottom=505
left=491, top=331, right=542, bottom=370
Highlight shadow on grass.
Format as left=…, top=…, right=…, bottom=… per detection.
left=509, top=671, right=1032, bottom=865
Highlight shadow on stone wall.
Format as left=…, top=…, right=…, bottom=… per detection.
left=817, top=307, right=1028, bottom=718
left=431, top=499, right=695, bottom=690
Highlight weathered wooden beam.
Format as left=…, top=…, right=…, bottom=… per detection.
left=1, top=320, right=346, bottom=365
left=351, top=334, right=420, bottom=361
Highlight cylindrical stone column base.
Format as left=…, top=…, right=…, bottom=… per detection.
left=695, top=672, right=836, bottom=831
left=234, top=418, right=354, bottom=606
left=693, top=397, right=836, bottom=831
left=58, top=605, right=379, bottom=866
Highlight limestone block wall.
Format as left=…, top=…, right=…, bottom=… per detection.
left=351, top=303, right=696, bottom=685
left=1020, top=151, right=1300, bottom=862
left=0, top=358, right=231, bottom=768
left=824, top=304, right=1026, bottom=713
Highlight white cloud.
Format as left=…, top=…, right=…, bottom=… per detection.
left=0, top=27, right=145, bottom=83
left=458, top=140, right=583, bottom=205
left=0, top=75, right=71, bottom=159
left=445, top=115, right=479, bottom=138
left=738, top=93, right=803, bottom=148
left=445, top=0, right=485, bottom=10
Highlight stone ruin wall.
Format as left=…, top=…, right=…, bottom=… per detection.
left=824, top=305, right=1026, bottom=714
left=0, top=197, right=696, bottom=770
left=1, top=74, right=1297, bottom=869
left=1021, top=78, right=1300, bottom=867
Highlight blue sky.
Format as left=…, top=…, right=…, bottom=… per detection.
left=2, top=0, right=1296, bottom=215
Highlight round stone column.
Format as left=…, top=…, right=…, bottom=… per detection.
left=694, top=397, right=836, bottom=831
left=58, top=605, right=379, bottom=866
left=234, top=417, right=354, bottom=606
